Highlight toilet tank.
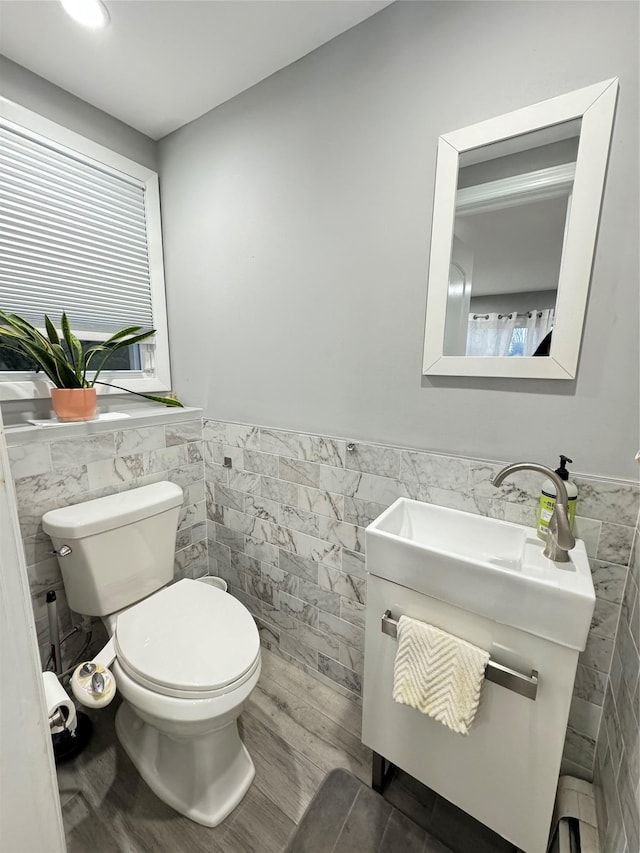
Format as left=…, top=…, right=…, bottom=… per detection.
left=42, top=482, right=183, bottom=617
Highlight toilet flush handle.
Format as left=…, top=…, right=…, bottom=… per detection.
left=50, top=545, right=72, bottom=558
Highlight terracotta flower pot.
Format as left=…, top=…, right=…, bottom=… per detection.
left=50, top=388, right=97, bottom=422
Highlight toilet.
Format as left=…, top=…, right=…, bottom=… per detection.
left=42, top=481, right=261, bottom=828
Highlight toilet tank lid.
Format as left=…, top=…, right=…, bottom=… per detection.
left=42, top=482, right=183, bottom=538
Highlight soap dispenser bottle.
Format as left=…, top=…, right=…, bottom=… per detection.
left=537, top=455, right=578, bottom=540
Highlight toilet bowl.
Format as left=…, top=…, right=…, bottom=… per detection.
left=111, top=579, right=261, bottom=827
left=42, top=482, right=262, bottom=827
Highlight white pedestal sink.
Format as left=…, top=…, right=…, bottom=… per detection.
left=362, top=498, right=595, bottom=853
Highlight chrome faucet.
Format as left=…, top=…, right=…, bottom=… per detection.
left=492, top=462, right=576, bottom=562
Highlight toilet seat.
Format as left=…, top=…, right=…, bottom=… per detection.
left=114, top=578, right=260, bottom=700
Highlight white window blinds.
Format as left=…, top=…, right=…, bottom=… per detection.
left=0, top=123, right=154, bottom=336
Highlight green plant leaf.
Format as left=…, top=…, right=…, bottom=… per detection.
left=60, top=312, right=85, bottom=379
left=137, top=393, right=184, bottom=407
left=0, top=312, right=52, bottom=350
left=44, top=315, right=60, bottom=346
left=94, top=381, right=183, bottom=407
left=0, top=327, right=33, bottom=342
left=24, top=342, right=82, bottom=387
left=0, top=311, right=38, bottom=334
left=0, top=321, right=81, bottom=388
left=47, top=343, right=82, bottom=386
left=88, top=329, right=157, bottom=385
left=103, top=326, right=145, bottom=344
left=0, top=342, right=58, bottom=385
left=81, top=343, right=107, bottom=384
left=107, top=330, right=157, bottom=350
left=60, top=312, right=74, bottom=362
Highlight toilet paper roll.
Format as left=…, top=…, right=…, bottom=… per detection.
left=42, top=671, right=77, bottom=735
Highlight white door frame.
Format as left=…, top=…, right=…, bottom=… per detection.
left=0, top=408, right=66, bottom=853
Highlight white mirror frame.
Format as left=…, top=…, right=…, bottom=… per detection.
left=423, top=78, right=618, bottom=379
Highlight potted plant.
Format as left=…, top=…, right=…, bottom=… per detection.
left=0, top=310, right=183, bottom=421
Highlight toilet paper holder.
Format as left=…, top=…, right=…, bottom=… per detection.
left=43, top=670, right=78, bottom=736
left=49, top=705, right=71, bottom=731
left=43, top=670, right=93, bottom=762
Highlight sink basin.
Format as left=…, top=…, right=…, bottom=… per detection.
left=365, top=498, right=595, bottom=649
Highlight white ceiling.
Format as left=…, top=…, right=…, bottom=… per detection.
left=0, top=0, right=393, bottom=140
left=456, top=196, right=567, bottom=297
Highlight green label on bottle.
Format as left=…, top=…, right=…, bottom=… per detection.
left=537, top=493, right=577, bottom=538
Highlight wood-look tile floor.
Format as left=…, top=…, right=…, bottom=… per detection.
left=58, top=649, right=373, bottom=853
left=58, top=650, right=511, bottom=853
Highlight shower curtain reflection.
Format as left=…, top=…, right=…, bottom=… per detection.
left=466, top=309, right=554, bottom=357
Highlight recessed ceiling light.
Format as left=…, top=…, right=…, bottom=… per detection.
left=59, top=0, right=110, bottom=29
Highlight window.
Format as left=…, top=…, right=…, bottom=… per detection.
left=0, top=99, right=171, bottom=401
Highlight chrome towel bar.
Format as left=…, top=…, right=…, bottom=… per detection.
left=381, top=610, right=538, bottom=701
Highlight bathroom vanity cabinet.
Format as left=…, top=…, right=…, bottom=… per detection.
left=362, top=498, right=595, bottom=853
left=362, top=573, right=582, bottom=853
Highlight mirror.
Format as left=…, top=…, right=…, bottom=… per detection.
left=423, top=79, right=618, bottom=379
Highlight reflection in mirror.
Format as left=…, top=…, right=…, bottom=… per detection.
left=443, top=121, right=581, bottom=358
left=423, top=79, right=618, bottom=379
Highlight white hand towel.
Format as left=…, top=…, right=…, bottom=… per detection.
left=392, top=615, right=489, bottom=735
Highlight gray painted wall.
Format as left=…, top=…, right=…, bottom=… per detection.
left=0, top=56, right=157, bottom=169
left=160, top=3, right=637, bottom=478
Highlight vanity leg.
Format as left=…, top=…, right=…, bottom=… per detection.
left=372, top=751, right=395, bottom=794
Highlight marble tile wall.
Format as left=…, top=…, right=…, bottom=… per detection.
left=6, top=412, right=637, bottom=789
left=594, top=512, right=639, bottom=853
left=7, top=416, right=206, bottom=666
left=203, top=419, right=640, bottom=781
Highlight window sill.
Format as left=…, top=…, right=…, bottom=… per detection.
left=3, top=406, right=203, bottom=447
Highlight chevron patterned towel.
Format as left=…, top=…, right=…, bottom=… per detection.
left=392, top=615, right=490, bottom=735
